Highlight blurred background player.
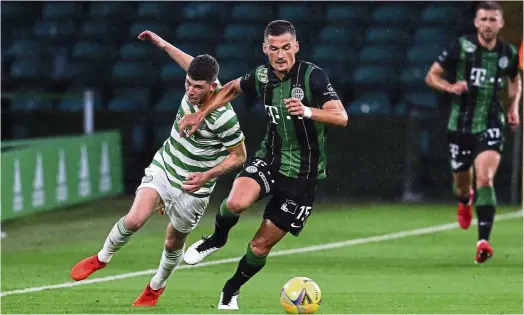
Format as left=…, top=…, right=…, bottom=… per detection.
left=425, top=1, right=521, bottom=264
left=70, top=30, right=247, bottom=306
left=179, top=20, right=347, bottom=310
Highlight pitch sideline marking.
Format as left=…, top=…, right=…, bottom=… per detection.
left=1, top=210, right=522, bottom=297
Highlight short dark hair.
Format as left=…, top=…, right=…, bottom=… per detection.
left=187, top=54, right=219, bottom=83
left=476, top=1, right=503, bottom=15
left=264, top=20, right=296, bottom=40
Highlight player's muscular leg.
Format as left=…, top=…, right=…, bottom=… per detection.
left=249, top=219, right=287, bottom=256
left=474, top=150, right=501, bottom=188
left=226, top=177, right=261, bottom=214
left=124, top=188, right=162, bottom=231
left=164, top=223, right=187, bottom=251
left=473, top=150, right=500, bottom=254
left=453, top=168, right=473, bottom=197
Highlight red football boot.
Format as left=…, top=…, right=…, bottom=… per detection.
left=132, top=284, right=165, bottom=306
left=70, top=255, right=107, bottom=281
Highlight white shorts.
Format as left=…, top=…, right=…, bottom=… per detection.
left=136, top=165, right=210, bottom=234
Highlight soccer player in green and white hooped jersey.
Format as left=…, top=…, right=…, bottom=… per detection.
left=179, top=20, right=348, bottom=310
left=426, top=1, right=521, bottom=264
left=70, top=30, right=247, bottom=307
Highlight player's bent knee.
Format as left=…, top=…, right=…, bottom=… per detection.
left=249, top=237, right=272, bottom=256
left=123, top=215, right=146, bottom=232
left=226, top=198, right=249, bottom=213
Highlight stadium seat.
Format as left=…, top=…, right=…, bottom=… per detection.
left=155, top=89, right=185, bottom=111
left=320, top=63, right=353, bottom=88
left=325, top=4, right=370, bottom=25
left=6, top=40, right=41, bottom=59
left=42, top=2, right=81, bottom=20
left=372, top=4, right=418, bottom=25
left=173, top=42, right=214, bottom=57
left=10, top=59, right=43, bottom=80
left=278, top=4, right=324, bottom=24
left=160, top=63, right=186, bottom=83
left=79, top=21, right=120, bottom=42
left=182, top=3, right=228, bottom=23
left=402, top=92, right=439, bottom=109
left=400, top=65, right=430, bottom=90
left=359, top=46, right=403, bottom=65
left=420, top=4, right=460, bottom=25
left=413, top=27, right=456, bottom=45
left=311, top=45, right=359, bottom=67
left=176, top=23, right=220, bottom=42
left=318, top=26, right=361, bottom=45
left=137, top=2, right=177, bottom=20
left=128, top=22, right=171, bottom=39
left=231, top=3, right=273, bottom=22
left=392, top=102, right=408, bottom=116
left=58, top=89, right=102, bottom=111
left=111, top=61, right=156, bottom=86
left=2, top=2, right=40, bottom=26
left=365, top=26, right=410, bottom=45
left=216, top=43, right=251, bottom=61
left=218, top=61, right=250, bottom=82
left=108, top=88, right=149, bottom=110
left=223, top=24, right=262, bottom=43
left=11, top=90, right=53, bottom=111
left=60, top=62, right=106, bottom=85
left=120, top=42, right=159, bottom=61
left=72, top=41, right=106, bottom=60
left=89, top=2, right=131, bottom=18
left=352, top=65, right=396, bottom=94
left=33, top=20, right=76, bottom=43
left=406, top=45, right=443, bottom=65
left=346, top=93, right=391, bottom=115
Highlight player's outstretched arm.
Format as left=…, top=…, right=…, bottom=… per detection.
left=285, top=98, right=347, bottom=127
left=178, top=78, right=242, bottom=137
left=138, top=30, right=193, bottom=72
left=181, top=141, right=247, bottom=193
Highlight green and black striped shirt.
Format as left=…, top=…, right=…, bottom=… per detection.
left=437, top=34, right=519, bottom=134
left=239, top=60, right=340, bottom=180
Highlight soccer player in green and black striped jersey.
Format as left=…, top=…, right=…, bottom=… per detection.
left=70, top=30, right=247, bottom=307
left=426, top=1, right=521, bottom=264
left=180, top=20, right=348, bottom=310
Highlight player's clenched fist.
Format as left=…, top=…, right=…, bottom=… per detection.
left=182, top=172, right=210, bottom=193
left=285, top=98, right=305, bottom=117
left=138, top=30, right=166, bottom=49
left=448, top=81, right=468, bottom=95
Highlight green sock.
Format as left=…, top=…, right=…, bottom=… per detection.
left=212, top=199, right=240, bottom=245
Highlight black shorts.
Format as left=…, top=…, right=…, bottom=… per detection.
left=236, top=157, right=318, bottom=236
left=447, top=128, right=504, bottom=173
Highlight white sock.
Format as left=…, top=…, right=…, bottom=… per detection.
left=97, top=216, right=134, bottom=263
left=150, top=247, right=184, bottom=290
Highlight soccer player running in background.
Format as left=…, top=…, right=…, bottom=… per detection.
left=425, top=1, right=521, bottom=264
left=178, top=20, right=348, bottom=310
left=70, top=30, right=247, bottom=306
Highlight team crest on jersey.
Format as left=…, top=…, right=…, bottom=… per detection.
left=142, top=175, right=153, bottom=183
left=291, top=86, right=304, bottom=100
left=498, top=56, right=508, bottom=69
left=245, top=166, right=258, bottom=173
left=462, top=40, right=477, bottom=53
left=256, top=67, right=268, bottom=84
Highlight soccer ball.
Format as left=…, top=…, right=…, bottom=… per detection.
left=280, top=276, right=322, bottom=314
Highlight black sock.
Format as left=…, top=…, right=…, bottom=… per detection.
left=211, top=199, right=240, bottom=246
left=476, top=205, right=495, bottom=241
left=475, top=186, right=497, bottom=241
left=223, top=246, right=267, bottom=295
left=456, top=194, right=470, bottom=205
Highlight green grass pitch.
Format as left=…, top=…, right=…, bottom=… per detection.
left=1, top=197, right=522, bottom=314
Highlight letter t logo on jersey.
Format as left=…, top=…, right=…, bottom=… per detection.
left=470, top=68, right=487, bottom=87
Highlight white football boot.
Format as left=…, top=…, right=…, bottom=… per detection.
left=183, top=236, right=221, bottom=265
left=217, top=291, right=239, bottom=310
